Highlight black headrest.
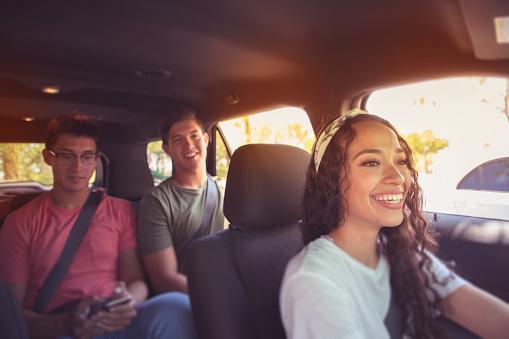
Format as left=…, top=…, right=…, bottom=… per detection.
left=224, top=144, right=310, bottom=230
left=103, top=143, right=154, bottom=201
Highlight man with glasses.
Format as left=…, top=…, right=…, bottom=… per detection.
left=0, top=113, right=196, bottom=338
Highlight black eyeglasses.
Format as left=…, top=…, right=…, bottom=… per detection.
left=47, top=149, right=100, bottom=166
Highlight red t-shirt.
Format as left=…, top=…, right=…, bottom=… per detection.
left=0, top=193, right=136, bottom=313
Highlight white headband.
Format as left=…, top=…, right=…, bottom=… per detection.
left=312, top=108, right=368, bottom=171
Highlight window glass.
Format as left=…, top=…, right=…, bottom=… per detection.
left=482, top=158, right=509, bottom=192
left=457, top=166, right=482, bottom=190
left=219, top=107, right=315, bottom=154
left=0, top=143, right=98, bottom=187
left=215, top=129, right=230, bottom=192
left=367, top=76, right=509, bottom=220
left=0, top=143, right=53, bottom=186
left=147, top=140, right=172, bottom=185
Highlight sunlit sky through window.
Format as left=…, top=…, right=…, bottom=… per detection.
left=367, top=77, right=509, bottom=186
left=219, top=107, right=315, bottom=152
left=217, top=77, right=509, bottom=220
left=219, top=77, right=509, bottom=192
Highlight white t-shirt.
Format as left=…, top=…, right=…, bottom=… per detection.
left=279, top=237, right=467, bottom=339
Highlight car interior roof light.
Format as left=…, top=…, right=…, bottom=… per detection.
left=41, top=86, right=60, bottom=94
left=494, top=16, right=509, bottom=44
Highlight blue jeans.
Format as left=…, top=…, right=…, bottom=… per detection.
left=62, top=292, right=196, bottom=339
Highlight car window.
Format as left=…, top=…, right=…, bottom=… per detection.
left=0, top=143, right=100, bottom=188
left=367, top=76, right=509, bottom=220
left=482, top=158, right=509, bottom=192
left=458, top=157, right=509, bottom=192
left=218, top=107, right=315, bottom=154
left=0, top=143, right=53, bottom=186
left=215, top=128, right=230, bottom=192
left=147, top=140, right=172, bottom=185
left=457, top=166, right=482, bottom=191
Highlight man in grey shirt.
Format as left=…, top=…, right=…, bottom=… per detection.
left=137, top=106, right=224, bottom=294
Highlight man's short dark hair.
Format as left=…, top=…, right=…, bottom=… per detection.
left=45, top=113, right=100, bottom=149
left=160, top=105, right=205, bottom=145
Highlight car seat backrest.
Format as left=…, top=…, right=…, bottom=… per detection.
left=185, top=144, right=309, bottom=339
left=101, top=143, right=154, bottom=201
left=223, top=144, right=309, bottom=230
left=0, top=191, right=44, bottom=229
left=9, top=191, right=44, bottom=211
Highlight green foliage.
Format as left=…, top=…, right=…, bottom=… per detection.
left=215, top=131, right=229, bottom=180
left=231, top=117, right=314, bottom=152
left=404, top=130, right=449, bottom=173
left=147, top=140, right=172, bottom=183
left=0, top=143, right=53, bottom=185
left=276, top=122, right=314, bottom=151
left=215, top=116, right=315, bottom=184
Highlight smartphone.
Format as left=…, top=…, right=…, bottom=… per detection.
left=87, top=295, right=132, bottom=318
left=103, top=295, right=132, bottom=309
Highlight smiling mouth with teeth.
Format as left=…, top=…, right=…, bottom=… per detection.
left=183, top=152, right=198, bottom=158
left=374, top=193, right=404, bottom=203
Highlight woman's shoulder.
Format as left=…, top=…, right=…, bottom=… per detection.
left=280, top=238, right=355, bottom=310
left=285, top=238, right=349, bottom=284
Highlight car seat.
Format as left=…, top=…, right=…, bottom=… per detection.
left=185, top=144, right=308, bottom=339
left=185, top=143, right=404, bottom=339
left=0, top=191, right=44, bottom=229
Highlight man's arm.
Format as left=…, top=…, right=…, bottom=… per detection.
left=142, top=247, right=188, bottom=293
left=117, top=248, right=148, bottom=303
left=12, top=283, right=70, bottom=337
left=91, top=248, right=148, bottom=334
left=443, top=284, right=509, bottom=339
left=137, top=190, right=188, bottom=293
left=1, top=215, right=102, bottom=338
left=10, top=282, right=104, bottom=338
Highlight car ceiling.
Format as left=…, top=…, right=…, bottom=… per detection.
left=1, top=0, right=509, bottom=142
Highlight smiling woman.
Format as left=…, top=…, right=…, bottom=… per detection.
left=279, top=110, right=509, bottom=339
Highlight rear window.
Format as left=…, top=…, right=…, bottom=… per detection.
left=217, top=107, right=315, bottom=186
left=218, top=107, right=315, bottom=153
left=0, top=143, right=53, bottom=186
left=147, top=140, right=173, bottom=185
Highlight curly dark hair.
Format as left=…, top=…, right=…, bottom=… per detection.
left=302, top=113, right=445, bottom=338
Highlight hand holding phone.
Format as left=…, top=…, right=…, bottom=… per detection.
left=87, top=295, right=132, bottom=318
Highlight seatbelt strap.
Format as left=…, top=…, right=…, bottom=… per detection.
left=178, top=175, right=218, bottom=256
left=33, top=190, right=103, bottom=313
left=192, top=175, right=218, bottom=242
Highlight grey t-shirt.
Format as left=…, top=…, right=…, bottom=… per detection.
left=137, top=177, right=225, bottom=262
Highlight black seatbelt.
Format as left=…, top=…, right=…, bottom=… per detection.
left=191, top=175, right=219, bottom=243
left=178, top=176, right=219, bottom=261
left=33, top=190, right=103, bottom=313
